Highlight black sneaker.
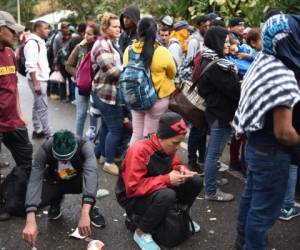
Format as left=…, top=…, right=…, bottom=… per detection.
left=48, top=204, right=62, bottom=220
left=32, top=131, right=46, bottom=139
left=189, top=163, right=204, bottom=176
left=90, top=207, right=106, bottom=228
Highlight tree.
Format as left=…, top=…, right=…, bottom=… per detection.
left=0, top=0, right=39, bottom=28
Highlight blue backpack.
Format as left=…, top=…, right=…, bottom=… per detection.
left=118, top=46, right=157, bottom=110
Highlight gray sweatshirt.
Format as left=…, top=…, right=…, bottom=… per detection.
left=25, top=138, right=98, bottom=213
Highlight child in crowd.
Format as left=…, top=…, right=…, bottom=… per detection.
left=228, top=28, right=262, bottom=79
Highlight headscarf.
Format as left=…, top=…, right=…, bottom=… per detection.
left=262, top=14, right=300, bottom=74
left=201, top=26, right=235, bottom=72
left=233, top=14, right=300, bottom=136
left=170, top=28, right=190, bottom=53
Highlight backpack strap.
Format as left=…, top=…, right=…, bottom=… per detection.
left=189, top=58, right=221, bottom=93
left=25, top=39, right=40, bottom=53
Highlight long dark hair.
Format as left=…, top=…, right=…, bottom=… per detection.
left=137, top=17, right=157, bottom=68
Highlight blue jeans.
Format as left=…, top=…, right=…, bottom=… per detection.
left=283, top=164, right=298, bottom=208
left=237, top=135, right=290, bottom=250
left=75, top=88, right=97, bottom=137
left=188, top=122, right=208, bottom=165
left=204, top=120, right=231, bottom=195
left=92, top=92, right=124, bottom=163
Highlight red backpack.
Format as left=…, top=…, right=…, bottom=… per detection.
left=76, top=51, right=93, bottom=95
left=191, top=51, right=202, bottom=83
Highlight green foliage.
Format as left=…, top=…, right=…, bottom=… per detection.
left=40, top=0, right=300, bottom=27
left=0, top=0, right=39, bottom=28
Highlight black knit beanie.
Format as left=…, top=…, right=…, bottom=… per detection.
left=157, top=112, right=188, bottom=139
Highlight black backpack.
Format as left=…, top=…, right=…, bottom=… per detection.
left=0, top=166, right=31, bottom=217
left=16, top=39, right=40, bottom=76
left=47, top=31, right=59, bottom=71
left=152, top=207, right=194, bottom=248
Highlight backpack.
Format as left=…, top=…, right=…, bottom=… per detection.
left=76, top=51, right=93, bottom=95
left=16, top=39, right=40, bottom=76
left=0, top=166, right=31, bottom=217
left=152, top=207, right=194, bottom=248
left=118, top=46, right=157, bottom=111
left=47, top=30, right=59, bottom=71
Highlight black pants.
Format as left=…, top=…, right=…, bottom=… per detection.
left=132, top=175, right=202, bottom=234
left=39, top=174, right=83, bottom=208
left=0, top=126, right=32, bottom=167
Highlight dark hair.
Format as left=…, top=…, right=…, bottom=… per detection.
left=159, top=26, right=171, bottom=33
left=246, top=28, right=261, bottom=45
left=210, top=19, right=226, bottom=28
left=33, top=21, right=48, bottom=31
left=195, top=15, right=210, bottom=26
left=137, top=17, right=157, bottom=68
left=88, top=23, right=100, bottom=36
left=77, top=23, right=86, bottom=34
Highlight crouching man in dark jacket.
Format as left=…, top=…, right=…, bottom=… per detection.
left=116, top=112, right=202, bottom=250
left=22, top=130, right=105, bottom=248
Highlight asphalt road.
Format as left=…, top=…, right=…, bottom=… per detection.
left=0, top=75, right=299, bottom=250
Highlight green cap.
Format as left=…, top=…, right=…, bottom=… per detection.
left=52, top=130, right=78, bottom=160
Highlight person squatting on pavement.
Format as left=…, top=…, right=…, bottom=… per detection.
left=0, top=11, right=33, bottom=221
left=24, top=20, right=52, bottom=139
left=116, top=112, right=202, bottom=250
left=233, top=13, right=300, bottom=250
left=22, top=130, right=105, bottom=248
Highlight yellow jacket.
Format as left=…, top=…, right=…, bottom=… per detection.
left=123, top=41, right=176, bottom=99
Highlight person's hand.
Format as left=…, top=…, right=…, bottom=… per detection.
left=179, top=165, right=197, bottom=177
left=169, top=170, right=187, bottom=186
left=34, top=83, right=42, bottom=95
left=22, top=220, right=38, bottom=247
left=78, top=213, right=91, bottom=237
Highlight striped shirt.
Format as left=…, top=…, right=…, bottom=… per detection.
left=91, top=36, right=121, bottom=105
left=233, top=52, right=300, bottom=136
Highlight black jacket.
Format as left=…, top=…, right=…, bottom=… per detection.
left=119, top=5, right=140, bottom=52
left=198, top=26, right=241, bottom=127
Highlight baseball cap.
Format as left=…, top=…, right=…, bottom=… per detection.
left=160, top=15, right=173, bottom=27
left=207, top=12, right=222, bottom=21
left=229, top=17, right=245, bottom=27
left=0, top=11, right=25, bottom=33
left=173, top=20, right=193, bottom=32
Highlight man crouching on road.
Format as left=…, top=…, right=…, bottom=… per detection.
left=22, top=130, right=105, bottom=248
left=116, top=112, right=202, bottom=250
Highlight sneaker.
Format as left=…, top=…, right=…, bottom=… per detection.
left=205, top=189, right=234, bottom=202
left=32, top=131, right=46, bottom=139
left=216, top=178, right=228, bottom=186
left=279, top=207, right=300, bottom=221
left=48, top=204, right=62, bottom=220
left=90, top=207, right=106, bottom=228
left=103, top=162, right=119, bottom=176
left=133, top=230, right=160, bottom=250
left=98, top=156, right=106, bottom=166
left=189, top=163, right=204, bottom=176
left=203, top=178, right=228, bottom=187
left=189, top=220, right=201, bottom=233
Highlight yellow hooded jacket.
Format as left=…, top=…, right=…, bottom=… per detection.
left=123, top=41, right=177, bottom=99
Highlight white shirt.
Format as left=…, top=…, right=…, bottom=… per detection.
left=24, top=33, right=50, bottom=81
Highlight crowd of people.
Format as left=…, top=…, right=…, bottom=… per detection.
left=0, top=5, right=300, bottom=250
